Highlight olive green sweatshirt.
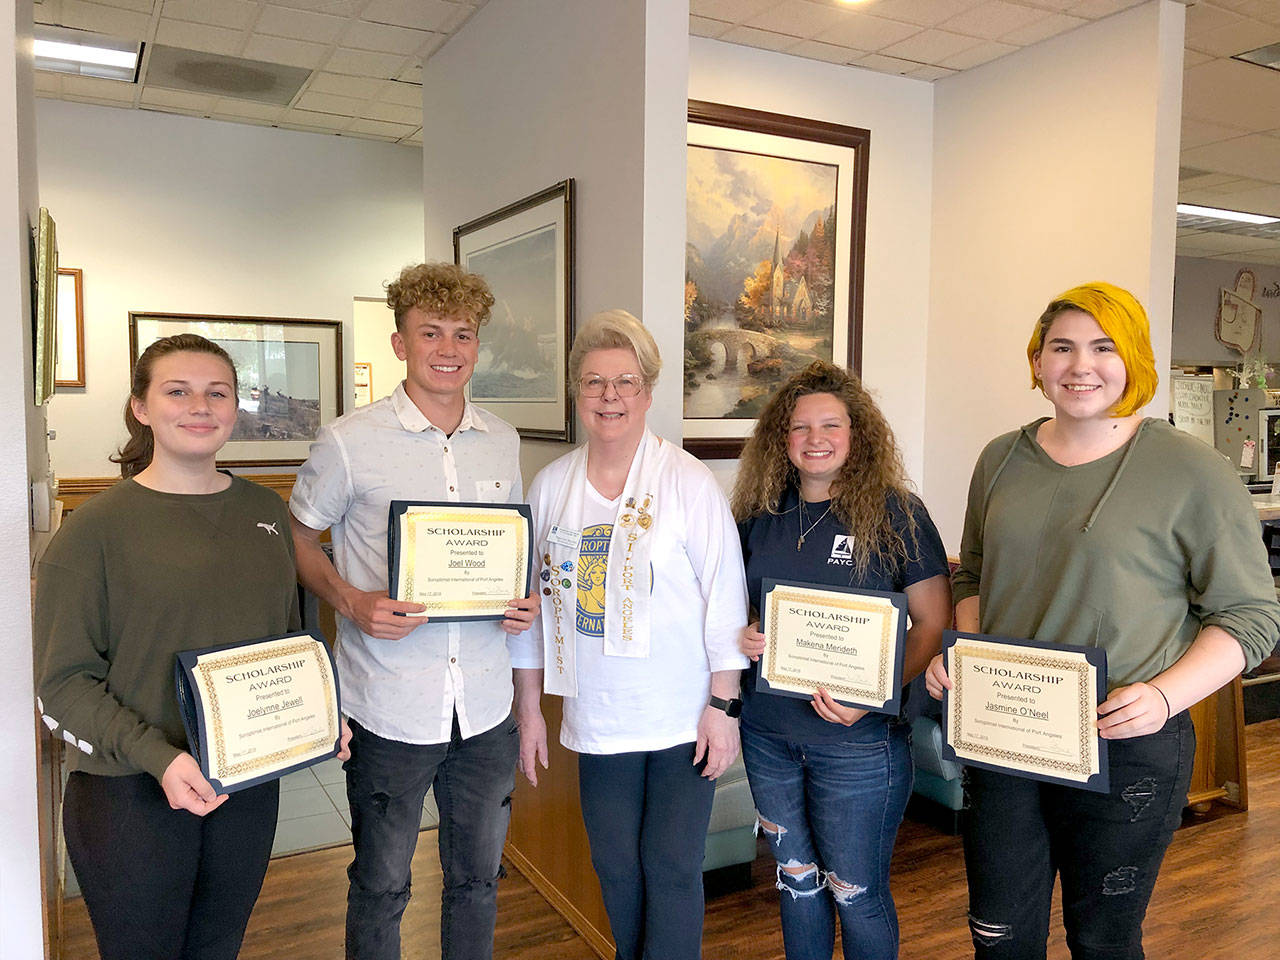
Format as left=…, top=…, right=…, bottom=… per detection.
left=36, top=476, right=299, bottom=781
left=953, top=418, right=1280, bottom=689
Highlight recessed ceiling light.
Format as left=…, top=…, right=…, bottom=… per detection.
left=1176, top=203, right=1280, bottom=225
left=33, top=25, right=140, bottom=82
left=1235, top=41, right=1280, bottom=72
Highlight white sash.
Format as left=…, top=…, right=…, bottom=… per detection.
left=538, top=429, right=668, bottom=696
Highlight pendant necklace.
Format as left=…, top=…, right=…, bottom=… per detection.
left=797, top=498, right=832, bottom=551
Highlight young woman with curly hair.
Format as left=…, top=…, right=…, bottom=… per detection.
left=732, top=360, right=952, bottom=960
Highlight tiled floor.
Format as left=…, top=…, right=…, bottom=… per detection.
left=63, top=758, right=439, bottom=898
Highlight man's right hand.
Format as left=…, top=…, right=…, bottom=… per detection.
left=345, top=589, right=428, bottom=640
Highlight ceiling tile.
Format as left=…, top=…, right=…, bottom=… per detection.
left=270, top=0, right=364, bottom=15
left=882, top=29, right=983, bottom=63
left=1232, top=0, right=1280, bottom=28
left=295, top=89, right=366, bottom=115
left=1182, top=49, right=1214, bottom=69
left=211, top=98, right=286, bottom=119
left=690, top=0, right=775, bottom=23
left=690, top=15, right=731, bottom=39
left=744, top=1, right=846, bottom=40
left=1180, top=171, right=1250, bottom=190
left=908, top=64, right=958, bottom=81
left=284, top=106, right=354, bottom=129
left=243, top=34, right=330, bottom=69
left=57, top=0, right=151, bottom=40
left=307, top=71, right=386, bottom=99
left=938, top=39, right=1018, bottom=70
left=141, top=85, right=218, bottom=112
left=941, top=1, right=1048, bottom=41
left=1185, top=2, right=1246, bottom=39
left=348, top=116, right=417, bottom=137
left=403, top=128, right=423, bottom=145
left=326, top=46, right=411, bottom=77
left=999, top=12, right=1087, bottom=46
left=1067, top=0, right=1144, bottom=20
left=256, top=5, right=348, bottom=44
left=1172, top=230, right=1278, bottom=254
left=33, top=72, right=62, bottom=95
left=398, top=61, right=423, bottom=83
left=361, top=101, right=421, bottom=124
left=720, top=25, right=801, bottom=53
left=90, top=0, right=155, bottom=11
left=361, top=0, right=458, bottom=31
left=162, top=0, right=258, bottom=30
left=855, top=0, right=985, bottom=29
left=853, top=52, right=924, bottom=76
left=1198, top=19, right=1280, bottom=59
left=1181, top=134, right=1280, bottom=182
left=1183, top=57, right=1280, bottom=132
left=153, top=20, right=244, bottom=56
left=786, top=38, right=864, bottom=64
left=1181, top=117, right=1253, bottom=150
left=343, top=20, right=435, bottom=55
left=61, top=73, right=136, bottom=101
left=815, top=11, right=919, bottom=51
left=379, top=79, right=422, bottom=105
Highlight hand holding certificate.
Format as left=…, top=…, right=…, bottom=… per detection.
left=759, top=579, right=907, bottom=714
left=941, top=631, right=1109, bottom=792
left=175, top=631, right=342, bottom=794
left=388, top=500, right=533, bottom=623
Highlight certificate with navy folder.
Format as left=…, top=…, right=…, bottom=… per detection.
left=941, top=631, right=1109, bottom=793
left=388, top=500, right=533, bottom=623
left=759, top=579, right=907, bottom=714
left=175, top=631, right=341, bottom=794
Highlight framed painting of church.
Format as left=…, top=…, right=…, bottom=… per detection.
left=683, top=101, right=869, bottom=460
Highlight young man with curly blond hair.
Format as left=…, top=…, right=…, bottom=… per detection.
left=290, top=263, right=539, bottom=960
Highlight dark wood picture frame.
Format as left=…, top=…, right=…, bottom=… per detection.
left=55, top=267, right=85, bottom=388
left=128, top=311, right=343, bottom=467
left=683, top=101, right=869, bottom=461
left=454, top=179, right=577, bottom=442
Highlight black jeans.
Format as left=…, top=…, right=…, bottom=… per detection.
left=578, top=742, right=717, bottom=960
left=962, top=711, right=1195, bottom=960
left=63, top=770, right=278, bottom=960
left=343, top=714, right=519, bottom=960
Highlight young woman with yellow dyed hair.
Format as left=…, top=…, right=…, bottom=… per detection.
left=925, top=282, right=1280, bottom=959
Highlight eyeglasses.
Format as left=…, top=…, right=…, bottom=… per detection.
left=579, top=374, right=646, bottom=398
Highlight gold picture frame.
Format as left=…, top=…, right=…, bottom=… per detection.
left=32, top=207, right=58, bottom=405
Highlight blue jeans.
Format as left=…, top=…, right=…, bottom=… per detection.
left=962, top=710, right=1195, bottom=960
left=578, top=742, right=717, bottom=960
left=344, top=714, right=519, bottom=960
left=740, top=719, right=913, bottom=960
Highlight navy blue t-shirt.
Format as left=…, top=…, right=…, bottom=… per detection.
left=738, top=486, right=949, bottom=743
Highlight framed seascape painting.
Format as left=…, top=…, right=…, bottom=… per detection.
left=454, top=179, right=576, bottom=442
left=683, top=101, right=869, bottom=459
left=129, top=312, right=343, bottom=467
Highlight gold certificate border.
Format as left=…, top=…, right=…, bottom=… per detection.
left=399, top=506, right=528, bottom=614
left=197, top=639, right=338, bottom=780
left=951, top=643, right=1093, bottom=777
left=764, top=587, right=896, bottom=703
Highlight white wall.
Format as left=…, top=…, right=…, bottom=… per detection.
left=422, top=0, right=688, bottom=481
left=924, top=0, right=1185, bottom=548
left=352, top=297, right=403, bottom=404
left=1, top=1, right=48, bottom=953
left=689, top=38, right=935, bottom=489
left=35, top=100, right=424, bottom=478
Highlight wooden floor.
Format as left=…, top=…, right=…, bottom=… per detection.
left=64, top=720, right=1280, bottom=959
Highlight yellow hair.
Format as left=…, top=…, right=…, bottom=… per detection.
left=1026, top=282, right=1157, bottom=418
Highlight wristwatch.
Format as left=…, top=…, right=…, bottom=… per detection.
left=708, top=694, right=743, bottom=718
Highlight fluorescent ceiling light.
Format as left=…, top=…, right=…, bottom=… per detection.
left=33, top=25, right=140, bottom=82
left=1176, top=203, right=1280, bottom=225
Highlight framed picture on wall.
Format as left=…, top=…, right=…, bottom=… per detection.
left=1259, top=409, right=1280, bottom=480
left=453, top=179, right=576, bottom=442
left=55, top=267, right=85, bottom=388
left=129, top=312, right=343, bottom=467
left=32, top=207, right=58, bottom=406
left=683, top=101, right=869, bottom=459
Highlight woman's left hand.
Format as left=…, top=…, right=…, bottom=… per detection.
left=694, top=706, right=740, bottom=780
left=501, top=591, right=539, bottom=635
left=811, top=687, right=867, bottom=726
left=1096, top=682, right=1171, bottom=739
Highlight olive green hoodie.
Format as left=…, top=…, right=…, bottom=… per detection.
left=954, top=418, right=1280, bottom=688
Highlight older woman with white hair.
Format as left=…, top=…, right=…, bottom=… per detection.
left=510, top=310, right=748, bottom=960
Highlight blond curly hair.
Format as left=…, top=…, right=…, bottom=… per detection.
left=731, top=360, right=918, bottom=579
left=385, top=262, right=495, bottom=330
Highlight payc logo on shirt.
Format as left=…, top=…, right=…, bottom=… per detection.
left=829, top=535, right=853, bottom=566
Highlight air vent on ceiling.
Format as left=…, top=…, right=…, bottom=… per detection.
left=145, top=45, right=309, bottom=105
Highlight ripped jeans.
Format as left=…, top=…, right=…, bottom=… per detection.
left=740, top=719, right=913, bottom=960
left=344, top=714, right=519, bottom=960
left=963, top=710, right=1195, bottom=960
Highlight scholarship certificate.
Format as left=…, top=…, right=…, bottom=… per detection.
left=388, top=500, right=533, bottom=623
left=175, top=631, right=341, bottom=794
left=942, top=631, right=1109, bottom=793
left=759, top=579, right=907, bottom=714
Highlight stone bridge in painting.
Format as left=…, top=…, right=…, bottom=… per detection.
left=688, top=327, right=779, bottom=372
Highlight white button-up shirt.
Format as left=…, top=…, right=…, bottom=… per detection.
left=290, top=382, right=523, bottom=744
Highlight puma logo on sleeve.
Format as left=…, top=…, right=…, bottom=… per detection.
left=257, top=522, right=280, bottom=536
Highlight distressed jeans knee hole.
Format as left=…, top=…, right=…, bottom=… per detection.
left=969, top=915, right=1012, bottom=946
